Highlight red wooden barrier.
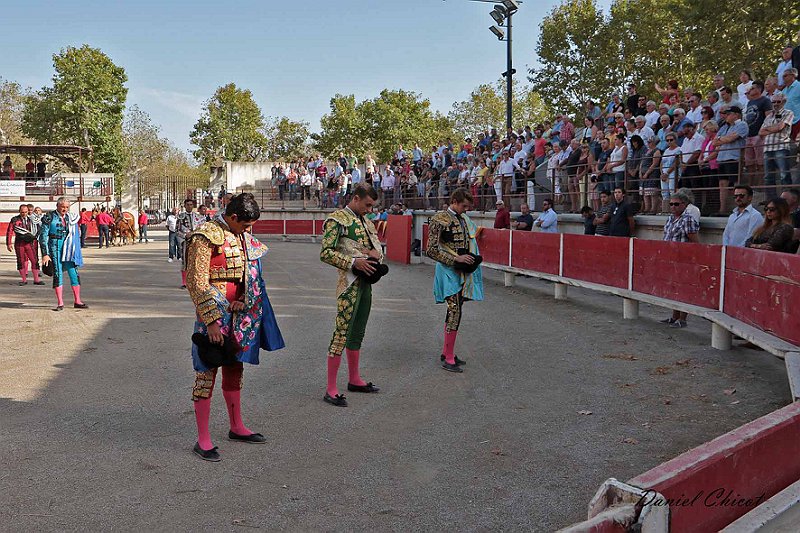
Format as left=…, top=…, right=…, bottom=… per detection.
left=422, top=223, right=429, bottom=252
left=285, top=220, right=314, bottom=235
left=314, top=219, right=325, bottom=235
left=632, top=240, right=721, bottom=309
left=562, top=234, right=629, bottom=289
left=724, top=247, right=800, bottom=346
left=385, top=215, right=411, bottom=264
left=510, top=231, right=560, bottom=275
left=629, top=401, right=800, bottom=532
left=251, top=220, right=284, bottom=234
left=477, top=228, right=511, bottom=266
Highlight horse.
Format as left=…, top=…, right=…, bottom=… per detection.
left=111, top=207, right=137, bottom=246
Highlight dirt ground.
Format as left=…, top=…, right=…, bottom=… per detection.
left=0, top=230, right=790, bottom=531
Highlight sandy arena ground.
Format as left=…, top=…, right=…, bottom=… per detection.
left=0, top=229, right=790, bottom=531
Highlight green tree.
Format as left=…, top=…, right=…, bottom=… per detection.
left=449, top=79, right=550, bottom=137
left=0, top=78, right=29, bottom=145
left=123, top=105, right=169, bottom=178
left=528, top=0, right=615, bottom=115
left=265, top=116, right=310, bottom=161
left=22, top=45, right=128, bottom=174
left=190, top=83, right=268, bottom=166
left=312, top=94, right=368, bottom=159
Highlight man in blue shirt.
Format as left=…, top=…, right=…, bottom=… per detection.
left=533, top=198, right=558, bottom=233
left=712, top=106, right=749, bottom=214
left=781, top=68, right=800, bottom=141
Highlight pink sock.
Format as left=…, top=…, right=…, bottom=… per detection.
left=346, top=349, right=367, bottom=386
left=72, top=285, right=83, bottom=305
left=327, top=355, right=342, bottom=397
left=181, top=270, right=187, bottom=285
left=443, top=329, right=458, bottom=365
left=54, top=286, right=64, bottom=306
left=32, top=269, right=40, bottom=283
left=193, top=397, right=214, bottom=450
left=222, top=389, right=252, bottom=436
left=18, top=267, right=28, bottom=283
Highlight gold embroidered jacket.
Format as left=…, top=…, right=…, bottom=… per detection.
left=320, top=207, right=383, bottom=295
left=185, top=219, right=268, bottom=325
left=427, top=209, right=471, bottom=267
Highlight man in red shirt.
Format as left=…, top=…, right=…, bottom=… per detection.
left=95, top=207, right=113, bottom=248
left=79, top=208, right=93, bottom=248
left=494, top=200, right=511, bottom=229
left=25, top=158, right=35, bottom=177
left=138, top=209, right=149, bottom=243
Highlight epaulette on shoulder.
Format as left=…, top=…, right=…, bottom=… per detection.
left=191, top=220, right=226, bottom=245
left=429, top=211, right=452, bottom=226
left=326, top=208, right=354, bottom=227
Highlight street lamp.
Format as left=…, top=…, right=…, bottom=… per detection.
left=489, top=1, right=519, bottom=130
left=489, top=25, right=505, bottom=40
left=490, top=6, right=506, bottom=25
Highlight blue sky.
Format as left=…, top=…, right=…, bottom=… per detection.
left=3, top=0, right=611, bottom=154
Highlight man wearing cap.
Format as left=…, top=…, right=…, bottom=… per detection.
left=713, top=106, right=749, bottom=214
left=760, top=93, right=795, bottom=197
left=743, top=81, right=772, bottom=185
left=678, top=122, right=705, bottom=190
left=493, top=200, right=510, bottom=229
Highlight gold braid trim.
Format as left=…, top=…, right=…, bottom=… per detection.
left=186, top=234, right=224, bottom=325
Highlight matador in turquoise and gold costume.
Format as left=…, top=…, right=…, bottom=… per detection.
left=319, top=184, right=383, bottom=407
left=427, top=188, right=483, bottom=373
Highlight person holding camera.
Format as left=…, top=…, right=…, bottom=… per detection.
left=319, top=183, right=385, bottom=407
left=185, top=193, right=284, bottom=461
left=426, top=188, right=484, bottom=373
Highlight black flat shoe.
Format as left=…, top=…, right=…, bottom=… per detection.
left=440, top=354, right=466, bottom=366
left=442, top=361, right=464, bottom=373
left=347, top=382, right=380, bottom=393
left=34, top=281, right=45, bottom=285
left=180, top=285, right=187, bottom=289
left=18, top=281, right=27, bottom=286
left=54, top=305, right=64, bottom=311
left=323, top=393, right=348, bottom=407
left=193, top=443, right=221, bottom=462
left=74, top=303, right=89, bottom=309
left=228, top=431, right=266, bottom=443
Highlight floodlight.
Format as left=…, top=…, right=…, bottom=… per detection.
left=490, top=7, right=506, bottom=25
left=489, top=25, right=505, bottom=40
left=501, top=0, right=520, bottom=12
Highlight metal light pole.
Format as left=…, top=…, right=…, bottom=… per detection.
left=505, top=11, right=513, bottom=131
left=484, top=0, right=520, bottom=131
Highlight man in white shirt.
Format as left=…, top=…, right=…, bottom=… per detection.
left=686, top=93, right=704, bottom=124
left=412, top=144, right=423, bottom=164
left=634, top=116, right=655, bottom=143
left=494, top=152, right=520, bottom=203
left=722, top=185, right=763, bottom=247
left=166, top=207, right=180, bottom=262
left=512, top=142, right=527, bottom=166
left=395, top=145, right=406, bottom=162
left=678, top=122, right=705, bottom=190
left=644, top=101, right=660, bottom=128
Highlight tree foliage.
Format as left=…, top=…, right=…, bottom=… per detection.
left=449, top=79, right=550, bottom=137
left=0, top=78, right=29, bottom=146
left=530, top=0, right=800, bottom=115
left=190, top=83, right=268, bottom=166
left=22, top=45, right=128, bottom=174
left=264, top=116, right=310, bottom=161
left=313, top=90, right=453, bottom=163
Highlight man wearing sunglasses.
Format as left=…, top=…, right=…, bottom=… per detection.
left=722, top=184, right=764, bottom=247
left=661, top=193, right=700, bottom=328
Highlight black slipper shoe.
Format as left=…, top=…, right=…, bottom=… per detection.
left=54, top=305, right=64, bottom=311
left=323, top=393, right=348, bottom=407
left=18, top=281, right=27, bottom=286
left=74, top=303, right=89, bottom=309
left=193, top=443, right=221, bottom=462
left=228, top=431, right=267, bottom=443
left=347, top=382, right=380, bottom=393
left=440, top=354, right=466, bottom=366
left=442, top=361, right=464, bottom=373
left=34, top=281, right=45, bottom=285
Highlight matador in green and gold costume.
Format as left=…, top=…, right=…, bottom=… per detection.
left=319, top=184, right=383, bottom=407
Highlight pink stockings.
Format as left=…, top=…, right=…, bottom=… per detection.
left=193, top=364, right=250, bottom=451
left=327, top=349, right=367, bottom=397
left=18, top=265, right=40, bottom=283
left=442, top=328, right=458, bottom=365
left=53, top=285, right=84, bottom=307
